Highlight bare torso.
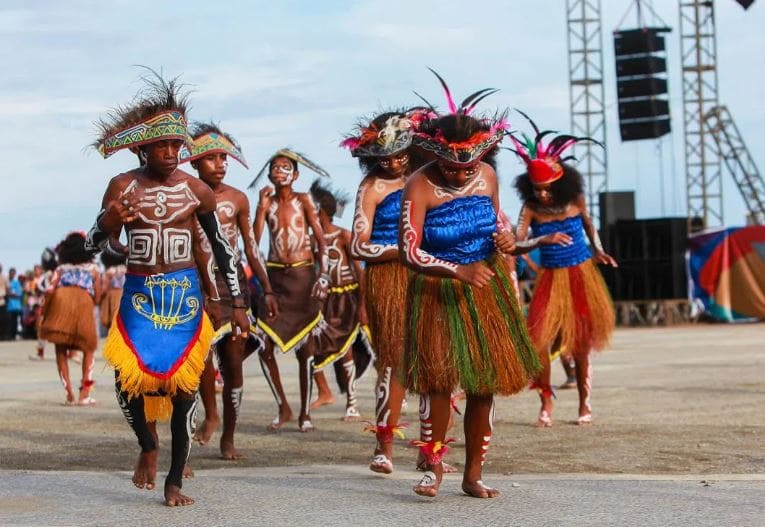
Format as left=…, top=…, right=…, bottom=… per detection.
left=265, top=193, right=315, bottom=264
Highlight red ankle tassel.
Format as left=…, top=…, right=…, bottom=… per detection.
left=362, top=422, right=407, bottom=443
left=81, top=380, right=96, bottom=389
left=410, top=438, right=456, bottom=465
left=529, top=381, right=554, bottom=399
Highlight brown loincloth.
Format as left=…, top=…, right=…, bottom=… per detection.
left=314, top=283, right=361, bottom=370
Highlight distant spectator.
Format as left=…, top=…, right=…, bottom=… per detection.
left=6, top=268, right=23, bottom=340
left=0, top=264, right=8, bottom=340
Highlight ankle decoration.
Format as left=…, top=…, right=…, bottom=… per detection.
left=529, top=381, right=554, bottom=400
left=449, top=394, right=463, bottom=415
left=363, top=422, right=407, bottom=443
left=81, top=379, right=96, bottom=389
left=410, top=438, right=455, bottom=466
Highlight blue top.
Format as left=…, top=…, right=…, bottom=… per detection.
left=7, top=278, right=22, bottom=313
left=58, top=265, right=96, bottom=297
left=422, top=195, right=497, bottom=265
left=369, top=189, right=403, bottom=246
left=531, top=215, right=591, bottom=268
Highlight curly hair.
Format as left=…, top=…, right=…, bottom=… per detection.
left=55, top=232, right=92, bottom=265
left=514, top=163, right=585, bottom=208
left=416, top=113, right=500, bottom=169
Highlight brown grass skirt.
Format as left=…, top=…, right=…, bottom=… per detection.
left=40, top=286, right=97, bottom=353
left=527, top=259, right=615, bottom=360
left=99, top=288, right=122, bottom=328
left=403, top=256, right=540, bottom=396
left=365, top=260, right=409, bottom=376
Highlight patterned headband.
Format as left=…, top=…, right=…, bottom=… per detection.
left=97, top=110, right=190, bottom=159
left=180, top=131, right=248, bottom=169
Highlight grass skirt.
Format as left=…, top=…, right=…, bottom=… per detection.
left=40, top=286, right=97, bottom=353
left=527, top=258, right=614, bottom=360
left=99, top=288, right=122, bottom=328
left=404, top=256, right=540, bottom=396
left=365, top=260, right=408, bottom=376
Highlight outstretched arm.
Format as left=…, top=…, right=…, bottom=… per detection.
left=350, top=180, right=398, bottom=263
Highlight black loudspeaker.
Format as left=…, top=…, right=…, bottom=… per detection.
left=605, top=218, right=688, bottom=301
left=599, top=191, right=635, bottom=229
left=735, top=0, right=754, bottom=9
left=613, top=27, right=672, bottom=141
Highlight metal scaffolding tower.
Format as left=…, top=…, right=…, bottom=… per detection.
left=705, top=106, right=765, bottom=224
left=680, top=0, right=723, bottom=227
left=566, top=0, right=608, bottom=226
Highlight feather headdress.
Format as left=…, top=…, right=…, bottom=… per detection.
left=309, top=179, right=350, bottom=218
left=340, top=108, right=432, bottom=158
left=247, top=148, right=330, bottom=189
left=508, top=110, right=602, bottom=185
left=93, top=67, right=191, bottom=159
left=180, top=122, right=248, bottom=168
left=412, top=68, right=508, bottom=166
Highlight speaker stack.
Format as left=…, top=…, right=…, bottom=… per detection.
left=613, top=27, right=672, bottom=141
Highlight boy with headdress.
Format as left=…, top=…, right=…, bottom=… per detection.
left=251, top=149, right=330, bottom=432
left=308, top=179, right=374, bottom=421
left=90, top=68, right=248, bottom=506
left=180, top=122, right=278, bottom=459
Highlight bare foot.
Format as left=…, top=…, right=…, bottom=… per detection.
left=298, top=419, right=315, bottom=432
left=193, top=415, right=220, bottom=445
left=132, top=449, right=158, bottom=490
left=267, top=407, right=293, bottom=431
left=182, top=464, right=194, bottom=479
left=577, top=412, right=593, bottom=426
left=342, top=406, right=361, bottom=422
left=413, top=470, right=442, bottom=497
left=220, top=439, right=247, bottom=460
left=417, top=454, right=458, bottom=473
left=462, top=479, right=500, bottom=498
left=164, top=483, right=194, bottom=507
left=535, top=398, right=554, bottom=428
left=310, top=393, right=335, bottom=410
left=369, top=454, right=393, bottom=474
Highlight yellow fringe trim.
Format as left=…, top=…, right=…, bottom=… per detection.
left=266, top=260, right=311, bottom=269
left=328, top=283, right=359, bottom=294
left=257, top=311, right=323, bottom=354
left=313, top=323, right=360, bottom=371
left=104, top=313, right=213, bottom=422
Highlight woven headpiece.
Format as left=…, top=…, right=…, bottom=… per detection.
left=93, top=67, right=191, bottom=159
left=508, top=110, right=601, bottom=185
left=180, top=122, right=248, bottom=168
left=412, top=68, right=508, bottom=166
left=248, top=148, right=330, bottom=189
left=340, top=108, right=430, bottom=158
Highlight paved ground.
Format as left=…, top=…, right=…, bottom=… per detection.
left=0, top=323, right=763, bottom=525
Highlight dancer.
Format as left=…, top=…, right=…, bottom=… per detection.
left=401, top=71, right=540, bottom=498
left=343, top=108, right=425, bottom=473
left=308, top=180, right=374, bottom=421
left=182, top=122, right=277, bottom=459
left=39, top=233, right=101, bottom=405
left=251, top=148, right=330, bottom=432
left=99, top=250, right=126, bottom=331
left=92, top=69, right=248, bottom=506
left=510, top=113, right=616, bottom=426
left=30, top=249, right=57, bottom=360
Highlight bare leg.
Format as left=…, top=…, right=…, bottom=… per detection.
left=535, top=346, right=554, bottom=427
left=462, top=395, right=500, bottom=498
left=296, top=341, right=315, bottom=431
left=165, top=391, right=197, bottom=506
left=341, top=353, right=360, bottom=421
left=559, top=355, right=577, bottom=389
left=114, top=375, right=157, bottom=491
left=55, top=345, right=74, bottom=404
left=416, top=394, right=458, bottom=473
left=77, top=350, right=96, bottom=405
left=369, top=366, right=405, bottom=473
left=259, top=339, right=292, bottom=430
left=219, top=336, right=246, bottom=459
left=311, top=370, right=335, bottom=409
left=413, top=392, right=450, bottom=497
left=193, top=352, right=220, bottom=444
left=574, top=353, right=593, bottom=424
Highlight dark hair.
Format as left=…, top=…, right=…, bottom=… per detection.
left=55, top=232, right=92, bottom=265
left=514, top=163, right=585, bottom=208
left=100, top=247, right=127, bottom=268
left=417, top=113, right=499, bottom=169
left=40, top=248, right=58, bottom=271
left=309, top=180, right=337, bottom=218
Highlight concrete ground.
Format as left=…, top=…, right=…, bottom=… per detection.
left=0, top=323, right=763, bottom=526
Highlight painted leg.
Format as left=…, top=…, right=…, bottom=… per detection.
left=369, top=365, right=404, bottom=474
left=341, top=353, right=360, bottom=421
left=219, top=336, right=246, bottom=459
left=311, top=370, right=335, bottom=409
left=258, top=339, right=292, bottom=430
left=55, top=345, right=74, bottom=404
left=559, top=354, right=577, bottom=389
left=535, top=346, right=554, bottom=427
left=165, top=392, right=197, bottom=507
left=416, top=394, right=458, bottom=473
left=413, top=392, right=451, bottom=497
left=462, top=395, right=500, bottom=498
left=114, top=374, right=157, bottom=491
left=193, top=351, right=220, bottom=445
left=575, top=353, right=593, bottom=425
left=296, top=341, right=315, bottom=432
left=77, top=350, right=96, bottom=405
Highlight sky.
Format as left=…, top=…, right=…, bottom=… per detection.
left=1, top=0, right=763, bottom=270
